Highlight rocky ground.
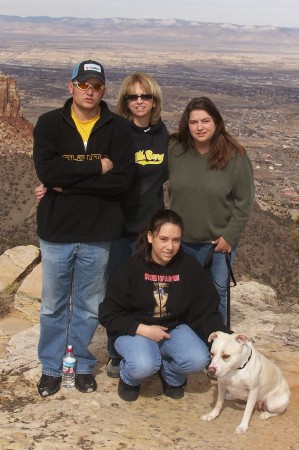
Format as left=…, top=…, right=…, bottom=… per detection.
left=0, top=247, right=298, bottom=449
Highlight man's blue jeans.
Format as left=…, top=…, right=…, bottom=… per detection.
left=114, top=324, right=210, bottom=387
left=38, top=239, right=111, bottom=377
left=182, top=242, right=237, bottom=324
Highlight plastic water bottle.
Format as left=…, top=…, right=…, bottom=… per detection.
left=62, top=345, right=76, bottom=388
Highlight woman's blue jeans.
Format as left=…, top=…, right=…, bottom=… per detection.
left=106, top=237, right=137, bottom=359
left=38, top=239, right=111, bottom=377
left=182, top=242, right=237, bottom=324
left=106, top=236, right=136, bottom=278
left=114, top=324, right=210, bottom=387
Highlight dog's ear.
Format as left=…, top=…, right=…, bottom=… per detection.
left=208, top=331, right=221, bottom=342
left=234, top=333, right=252, bottom=344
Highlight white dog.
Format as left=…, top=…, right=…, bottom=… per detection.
left=201, top=331, right=290, bottom=435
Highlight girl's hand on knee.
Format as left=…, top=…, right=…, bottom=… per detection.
left=136, top=324, right=170, bottom=342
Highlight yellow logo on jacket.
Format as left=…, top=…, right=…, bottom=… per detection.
left=135, top=150, right=164, bottom=165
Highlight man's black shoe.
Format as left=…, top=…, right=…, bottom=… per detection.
left=118, top=378, right=140, bottom=402
left=158, top=371, right=186, bottom=399
left=37, top=374, right=62, bottom=397
left=75, top=374, right=97, bottom=393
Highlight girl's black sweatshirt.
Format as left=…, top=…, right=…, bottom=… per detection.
left=99, top=248, right=231, bottom=345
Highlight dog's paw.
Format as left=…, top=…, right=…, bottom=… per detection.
left=200, top=413, right=217, bottom=422
left=234, top=424, right=248, bottom=435
left=259, top=411, right=276, bottom=420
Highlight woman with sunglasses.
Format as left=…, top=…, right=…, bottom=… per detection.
left=168, top=97, right=255, bottom=325
left=107, top=72, right=168, bottom=275
left=99, top=209, right=231, bottom=402
left=105, top=73, right=169, bottom=376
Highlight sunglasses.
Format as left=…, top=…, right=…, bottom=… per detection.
left=72, top=82, right=105, bottom=92
left=126, top=94, right=154, bottom=101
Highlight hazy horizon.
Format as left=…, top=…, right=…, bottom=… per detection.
left=1, top=0, right=299, bottom=29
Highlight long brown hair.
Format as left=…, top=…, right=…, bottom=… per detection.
left=171, top=97, right=246, bottom=169
left=116, top=72, right=162, bottom=125
left=134, top=209, right=183, bottom=262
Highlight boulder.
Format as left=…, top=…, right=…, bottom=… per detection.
left=0, top=245, right=40, bottom=292
left=14, top=263, right=42, bottom=324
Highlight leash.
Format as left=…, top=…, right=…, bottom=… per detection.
left=204, top=245, right=237, bottom=328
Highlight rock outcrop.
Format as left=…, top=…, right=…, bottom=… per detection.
left=0, top=73, right=33, bottom=155
left=0, top=73, right=20, bottom=118
left=0, top=245, right=298, bottom=449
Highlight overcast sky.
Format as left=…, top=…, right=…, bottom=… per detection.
left=1, top=0, right=299, bottom=28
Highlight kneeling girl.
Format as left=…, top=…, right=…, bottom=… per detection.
left=98, top=209, right=231, bottom=401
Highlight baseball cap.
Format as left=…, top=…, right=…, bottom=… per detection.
left=71, top=60, right=105, bottom=84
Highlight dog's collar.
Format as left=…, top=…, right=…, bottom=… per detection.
left=237, top=350, right=252, bottom=370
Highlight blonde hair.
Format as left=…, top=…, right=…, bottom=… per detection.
left=116, top=72, right=162, bottom=125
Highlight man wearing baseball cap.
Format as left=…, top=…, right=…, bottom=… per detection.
left=33, top=59, right=134, bottom=397
left=71, top=60, right=106, bottom=84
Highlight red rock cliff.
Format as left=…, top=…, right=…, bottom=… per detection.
left=0, top=73, right=33, bottom=155
left=0, top=73, right=20, bottom=118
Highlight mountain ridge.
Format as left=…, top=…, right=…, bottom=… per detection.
left=1, top=15, right=298, bottom=30
left=0, top=15, right=298, bottom=53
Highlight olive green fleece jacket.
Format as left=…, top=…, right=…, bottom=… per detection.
left=168, top=143, right=254, bottom=245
